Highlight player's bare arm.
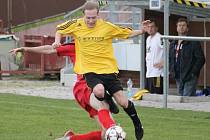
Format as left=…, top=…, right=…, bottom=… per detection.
left=9, top=47, right=24, bottom=55
left=9, top=45, right=57, bottom=55
left=129, top=20, right=151, bottom=37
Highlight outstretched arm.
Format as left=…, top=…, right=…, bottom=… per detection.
left=129, top=20, right=150, bottom=37
left=129, top=30, right=145, bottom=38
left=9, top=45, right=57, bottom=55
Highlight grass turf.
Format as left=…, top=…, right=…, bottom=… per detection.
left=0, top=93, right=209, bottom=140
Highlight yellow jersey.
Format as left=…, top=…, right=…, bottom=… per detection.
left=57, top=18, right=133, bottom=74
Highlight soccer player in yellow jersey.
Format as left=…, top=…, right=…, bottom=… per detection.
left=53, top=1, right=150, bottom=140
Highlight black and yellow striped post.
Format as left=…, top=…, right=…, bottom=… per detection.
left=98, top=1, right=108, bottom=7
left=174, top=0, right=207, bottom=8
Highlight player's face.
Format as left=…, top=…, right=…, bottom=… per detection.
left=177, top=21, right=188, bottom=36
left=147, top=22, right=157, bottom=36
left=84, top=9, right=98, bottom=28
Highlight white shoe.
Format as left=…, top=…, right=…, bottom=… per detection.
left=55, top=129, right=74, bottom=140
left=55, top=136, right=70, bottom=140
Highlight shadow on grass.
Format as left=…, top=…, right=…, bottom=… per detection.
left=205, top=116, right=210, bottom=120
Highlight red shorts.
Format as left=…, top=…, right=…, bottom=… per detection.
left=73, top=77, right=98, bottom=118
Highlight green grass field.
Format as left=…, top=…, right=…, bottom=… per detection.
left=0, top=93, right=209, bottom=140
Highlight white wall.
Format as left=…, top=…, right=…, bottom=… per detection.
left=0, top=36, right=18, bottom=70
left=113, top=42, right=141, bottom=71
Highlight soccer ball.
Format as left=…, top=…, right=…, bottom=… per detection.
left=105, top=125, right=126, bottom=140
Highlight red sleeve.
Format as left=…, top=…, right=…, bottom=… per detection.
left=56, top=43, right=76, bottom=64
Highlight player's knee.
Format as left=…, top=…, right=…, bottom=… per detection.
left=114, top=95, right=128, bottom=108
left=93, top=84, right=105, bottom=98
left=113, top=91, right=128, bottom=108
left=115, top=97, right=128, bottom=108
left=118, top=99, right=128, bottom=108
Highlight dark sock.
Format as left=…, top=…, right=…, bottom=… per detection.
left=104, top=91, right=111, bottom=100
left=104, top=91, right=119, bottom=114
left=124, top=100, right=143, bottom=140
left=123, top=100, right=141, bottom=125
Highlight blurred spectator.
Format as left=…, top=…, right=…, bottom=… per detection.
left=145, top=19, right=163, bottom=94
left=169, top=18, right=205, bottom=96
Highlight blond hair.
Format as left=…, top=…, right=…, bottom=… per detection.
left=83, top=1, right=99, bottom=13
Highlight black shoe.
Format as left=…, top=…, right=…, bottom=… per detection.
left=104, top=93, right=119, bottom=114
left=135, top=124, right=144, bottom=140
